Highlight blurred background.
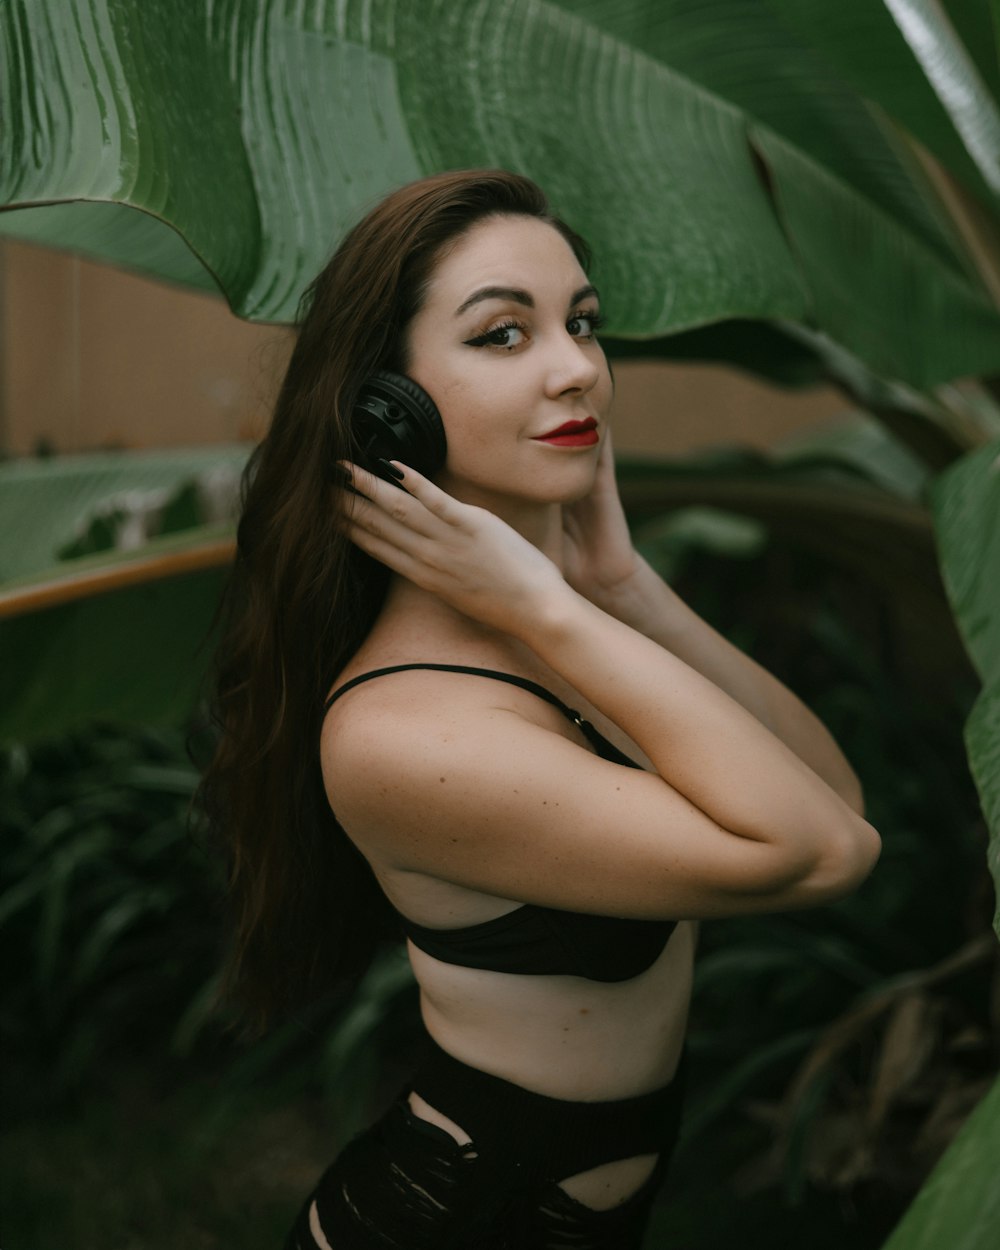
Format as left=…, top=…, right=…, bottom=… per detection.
left=3, top=2, right=1000, bottom=1247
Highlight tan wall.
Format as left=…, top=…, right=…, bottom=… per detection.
left=1, top=241, right=291, bottom=454
left=1, top=240, right=845, bottom=457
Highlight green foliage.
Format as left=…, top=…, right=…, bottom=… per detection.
left=880, top=1074, right=1000, bottom=1250
left=0, top=712, right=419, bottom=1244
left=4, top=0, right=1000, bottom=389
left=0, top=562, right=229, bottom=743
left=637, top=506, right=996, bottom=1245
left=932, top=442, right=1000, bottom=939
left=0, top=448, right=245, bottom=583
left=0, top=714, right=420, bottom=1139
left=0, top=448, right=246, bottom=743
left=0, top=724, right=222, bottom=1102
left=932, top=443, right=1000, bottom=689
left=3, top=3, right=1000, bottom=1244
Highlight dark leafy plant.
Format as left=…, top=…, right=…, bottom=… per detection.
left=0, top=724, right=222, bottom=1105
left=631, top=483, right=998, bottom=1246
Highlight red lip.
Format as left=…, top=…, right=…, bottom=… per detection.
left=534, top=417, right=598, bottom=440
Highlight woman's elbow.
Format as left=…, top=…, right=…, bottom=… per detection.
left=730, top=813, right=880, bottom=907
left=810, top=815, right=882, bottom=901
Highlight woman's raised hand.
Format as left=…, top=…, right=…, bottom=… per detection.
left=339, top=462, right=571, bottom=636
left=560, top=431, right=643, bottom=613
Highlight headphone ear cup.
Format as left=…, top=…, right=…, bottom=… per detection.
left=353, top=370, right=447, bottom=480
left=373, top=371, right=446, bottom=460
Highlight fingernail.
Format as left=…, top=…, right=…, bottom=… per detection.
left=333, top=464, right=363, bottom=496
left=377, top=458, right=405, bottom=482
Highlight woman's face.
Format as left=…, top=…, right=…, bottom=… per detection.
left=404, top=214, right=613, bottom=512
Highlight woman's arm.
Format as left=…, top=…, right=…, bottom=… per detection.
left=339, top=461, right=880, bottom=908
left=561, top=435, right=864, bottom=812
left=585, top=557, right=865, bottom=814
left=508, top=582, right=876, bottom=892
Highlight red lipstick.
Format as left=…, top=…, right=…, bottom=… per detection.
left=533, top=417, right=599, bottom=447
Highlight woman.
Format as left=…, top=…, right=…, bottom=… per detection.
left=202, top=170, right=879, bottom=1249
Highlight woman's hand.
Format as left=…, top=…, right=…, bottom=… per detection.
left=560, top=431, right=644, bottom=613
left=339, top=461, right=571, bottom=637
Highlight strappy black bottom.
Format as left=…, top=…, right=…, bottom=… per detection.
left=284, top=1026, right=686, bottom=1249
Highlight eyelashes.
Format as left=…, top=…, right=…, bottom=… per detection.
left=464, top=310, right=605, bottom=351
left=568, top=311, right=605, bottom=338
left=464, top=318, right=527, bottom=349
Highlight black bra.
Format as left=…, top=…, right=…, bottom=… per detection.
left=325, top=664, right=677, bottom=982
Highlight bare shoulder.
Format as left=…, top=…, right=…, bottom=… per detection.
left=320, top=666, right=575, bottom=811
left=318, top=666, right=831, bottom=922
left=320, top=666, right=583, bottom=885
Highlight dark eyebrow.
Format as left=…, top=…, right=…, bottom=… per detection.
left=455, top=286, right=533, bottom=316
left=454, top=283, right=600, bottom=317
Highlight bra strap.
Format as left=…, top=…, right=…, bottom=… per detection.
left=323, top=663, right=641, bottom=769
left=325, top=663, right=578, bottom=720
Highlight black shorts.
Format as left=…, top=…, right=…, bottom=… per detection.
left=285, top=1026, right=686, bottom=1249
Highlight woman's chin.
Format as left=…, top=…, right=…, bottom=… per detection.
left=559, top=474, right=600, bottom=505
left=437, top=466, right=597, bottom=509
left=442, top=457, right=597, bottom=500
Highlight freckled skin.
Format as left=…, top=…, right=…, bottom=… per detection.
left=405, top=216, right=613, bottom=516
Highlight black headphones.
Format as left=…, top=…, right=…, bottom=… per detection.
left=351, top=370, right=447, bottom=486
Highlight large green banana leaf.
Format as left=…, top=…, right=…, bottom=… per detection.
left=862, top=442, right=1000, bottom=1250
left=879, top=1071, right=1000, bottom=1250
left=932, top=440, right=1000, bottom=940
left=3, top=0, right=1000, bottom=390
left=764, top=0, right=1000, bottom=207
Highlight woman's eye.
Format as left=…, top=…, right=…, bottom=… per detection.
left=567, top=311, right=605, bottom=339
left=465, top=320, right=527, bottom=350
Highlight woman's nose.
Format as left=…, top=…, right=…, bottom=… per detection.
left=545, top=334, right=602, bottom=397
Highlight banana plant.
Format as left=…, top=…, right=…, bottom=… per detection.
left=3, top=2, right=1000, bottom=1244
left=3, top=0, right=1000, bottom=399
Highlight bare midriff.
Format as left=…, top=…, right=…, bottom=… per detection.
left=396, top=894, right=694, bottom=1211
left=409, top=921, right=694, bottom=1101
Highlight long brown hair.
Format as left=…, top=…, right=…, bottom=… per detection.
left=199, top=170, right=590, bottom=1032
